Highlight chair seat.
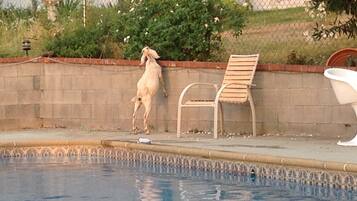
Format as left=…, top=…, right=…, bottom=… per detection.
left=182, top=99, right=215, bottom=107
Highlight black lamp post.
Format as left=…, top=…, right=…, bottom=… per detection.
left=22, top=39, right=31, bottom=56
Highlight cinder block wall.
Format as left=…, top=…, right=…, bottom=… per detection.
left=0, top=59, right=356, bottom=138
left=0, top=63, right=42, bottom=129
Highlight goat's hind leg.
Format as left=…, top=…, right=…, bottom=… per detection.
left=159, top=71, right=168, bottom=97
left=143, top=98, right=152, bottom=134
left=132, top=100, right=142, bottom=134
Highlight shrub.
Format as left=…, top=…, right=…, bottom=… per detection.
left=306, top=0, right=356, bottom=39
left=286, top=50, right=315, bottom=65
left=57, top=0, right=81, bottom=18
left=122, top=0, right=246, bottom=61
left=46, top=26, right=104, bottom=58
left=45, top=5, right=126, bottom=58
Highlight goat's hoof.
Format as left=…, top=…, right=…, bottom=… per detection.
left=131, top=127, right=140, bottom=135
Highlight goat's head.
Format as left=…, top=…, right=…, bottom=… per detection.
left=140, top=46, right=160, bottom=65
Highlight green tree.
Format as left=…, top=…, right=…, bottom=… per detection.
left=122, top=0, right=246, bottom=61
left=307, top=0, right=356, bottom=39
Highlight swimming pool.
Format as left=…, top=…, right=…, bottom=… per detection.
left=1, top=155, right=356, bottom=201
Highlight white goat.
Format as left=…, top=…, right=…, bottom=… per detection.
left=132, top=47, right=167, bottom=134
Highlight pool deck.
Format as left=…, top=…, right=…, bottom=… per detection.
left=1, top=129, right=357, bottom=172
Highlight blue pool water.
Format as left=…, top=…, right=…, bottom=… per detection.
left=0, top=157, right=356, bottom=201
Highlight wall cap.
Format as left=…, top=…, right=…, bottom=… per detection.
left=0, top=57, right=355, bottom=73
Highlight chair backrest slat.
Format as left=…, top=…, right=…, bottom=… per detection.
left=219, top=54, right=259, bottom=103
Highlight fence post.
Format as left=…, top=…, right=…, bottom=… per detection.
left=83, top=0, right=87, bottom=27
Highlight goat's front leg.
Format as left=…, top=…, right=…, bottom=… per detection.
left=159, top=75, right=168, bottom=97
left=143, top=98, right=152, bottom=134
left=132, top=100, right=142, bottom=134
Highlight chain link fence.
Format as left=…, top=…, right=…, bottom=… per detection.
left=0, top=0, right=355, bottom=64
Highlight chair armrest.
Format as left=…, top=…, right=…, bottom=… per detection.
left=178, top=83, right=219, bottom=106
left=214, top=82, right=253, bottom=104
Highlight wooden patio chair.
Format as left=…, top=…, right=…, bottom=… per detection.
left=177, top=54, right=259, bottom=139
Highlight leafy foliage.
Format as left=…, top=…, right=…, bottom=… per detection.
left=45, top=0, right=246, bottom=61
left=286, top=50, right=315, bottom=65
left=46, top=26, right=104, bottom=58
left=56, top=0, right=81, bottom=18
left=308, top=0, right=356, bottom=39
left=122, top=0, right=246, bottom=61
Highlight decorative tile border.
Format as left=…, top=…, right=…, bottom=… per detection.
left=0, top=145, right=356, bottom=190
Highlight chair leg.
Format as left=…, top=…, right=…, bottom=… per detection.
left=219, top=102, right=224, bottom=136
left=177, top=106, right=182, bottom=138
left=248, top=90, right=256, bottom=137
left=214, top=104, right=219, bottom=139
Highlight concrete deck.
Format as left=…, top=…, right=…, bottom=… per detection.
left=0, top=129, right=356, bottom=165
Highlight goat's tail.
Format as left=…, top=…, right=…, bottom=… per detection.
left=131, top=96, right=142, bottom=102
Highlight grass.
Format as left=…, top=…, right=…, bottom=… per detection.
left=247, top=7, right=313, bottom=27
left=219, top=7, right=356, bottom=64
left=0, top=6, right=356, bottom=65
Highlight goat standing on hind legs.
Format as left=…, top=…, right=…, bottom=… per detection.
left=132, top=47, right=168, bottom=134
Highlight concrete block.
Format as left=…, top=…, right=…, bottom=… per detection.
left=0, top=77, right=4, bottom=89
left=18, top=63, right=42, bottom=76
left=278, top=122, right=317, bottom=135
left=90, top=75, right=112, bottom=90
left=275, top=89, right=291, bottom=106
left=277, top=106, right=291, bottom=123
left=43, top=75, right=62, bottom=89
left=111, top=104, right=120, bottom=120
left=167, top=70, right=199, bottom=90
left=62, top=76, right=72, bottom=89
left=253, top=72, right=275, bottom=89
left=5, top=105, right=18, bottom=119
left=331, top=105, right=357, bottom=124
left=18, top=104, right=40, bottom=118
left=224, top=103, right=251, bottom=122
left=80, top=65, right=103, bottom=75
left=302, top=106, right=332, bottom=124
left=92, top=104, right=113, bottom=120
left=18, top=118, right=42, bottom=129
left=0, top=105, right=5, bottom=119
left=289, top=106, right=305, bottom=123
left=33, top=75, right=41, bottom=90
left=53, top=104, right=72, bottom=119
left=0, top=92, right=17, bottom=105
left=116, top=119, right=131, bottom=131
left=256, top=106, right=278, bottom=123
left=0, top=119, right=19, bottom=130
left=108, top=91, right=122, bottom=104
left=316, top=123, right=350, bottom=138
left=63, top=90, right=82, bottom=104
left=18, top=91, right=41, bottom=104
left=0, top=67, right=17, bottom=77
left=4, top=77, right=17, bottom=90
left=49, top=90, right=65, bottom=104
left=72, top=76, right=90, bottom=90
left=81, top=90, right=108, bottom=104
left=302, top=73, right=330, bottom=89
left=16, top=77, right=34, bottom=90
left=54, top=119, right=82, bottom=129
left=44, top=64, right=64, bottom=75
left=262, top=122, right=279, bottom=134
left=40, top=104, right=53, bottom=118
left=316, top=88, right=338, bottom=106
left=275, top=72, right=302, bottom=89
left=71, top=104, right=91, bottom=119
left=252, top=89, right=277, bottom=106
left=289, top=89, right=319, bottom=106
left=112, top=75, right=129, bottom=89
